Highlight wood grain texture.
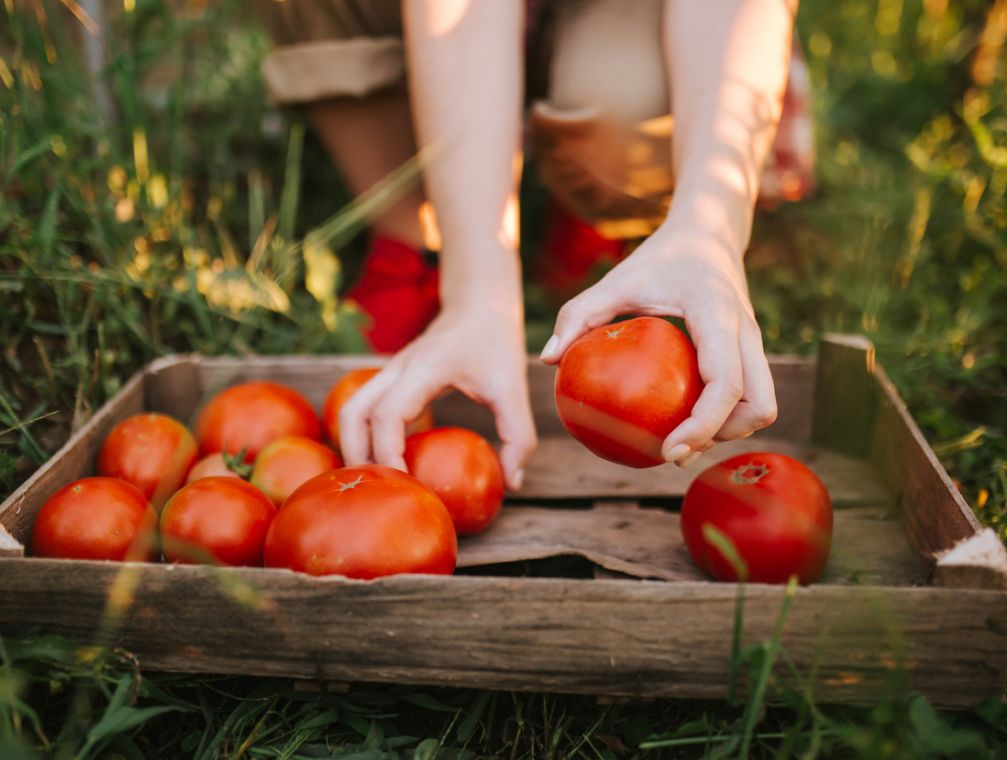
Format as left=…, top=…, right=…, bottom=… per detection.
left=934, top=529, right=1007, bottom=591
left=869, top=364, right=982, bottom=560
left=812, top=334, right=878, bottom=458
left=0, top=371, right=148, bottom=552
left=459, top=505, right=929, bottom=587
left=518, top=436, right=888, bottom=504
left=0, top=560, right=1003, bottom=708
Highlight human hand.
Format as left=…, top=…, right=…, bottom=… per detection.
left=339, top=303, right=537, bottom=490
left=539, top=224, right=776, bottom=467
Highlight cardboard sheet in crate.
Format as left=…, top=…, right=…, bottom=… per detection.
left=1, top=336, right=1005, bottom=708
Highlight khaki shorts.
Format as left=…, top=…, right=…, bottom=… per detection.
left=252, top=0, right=812, bottom=236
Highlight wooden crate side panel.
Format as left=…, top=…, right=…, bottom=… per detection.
left=0, top=370, right=150, bottom=552
left=870, top=365, right=981, bottom=559
left=0, top=563, right=1003, bottom=708
left=812, top=334, right=878, bottom=458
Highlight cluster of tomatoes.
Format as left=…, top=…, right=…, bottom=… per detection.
left=31, top=369, right=503, bottom=579
left=33, top=316, right=833, bottom=586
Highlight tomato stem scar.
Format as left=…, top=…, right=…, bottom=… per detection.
left=731, top=463, right=770, bottom=485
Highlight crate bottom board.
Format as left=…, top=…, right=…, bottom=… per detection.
left=460, top=504, right=929, bottom=587
left=1, top=562, right=1004, bottom=709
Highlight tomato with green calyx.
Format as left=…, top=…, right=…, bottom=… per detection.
left=250, top=435, right=343, bottom=507
left=194, top=381, right=320, bottom=462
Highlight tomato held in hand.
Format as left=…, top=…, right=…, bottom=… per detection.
left=250, top=435, right=343, bottom=506
left=680, top=452, right=833, bottom=584
left=554, top=317, right=702, bottom=468
left=404, top=427, right=504, bottom=535
left=194, top=381, right=321, bottom=462
left=31, top=477, right=157, bottom=561
left=322, top=368, right=434, bottom=452
left=185, top=452, right=248, bottom=484
left=160, top=477, right=277, bottom=566
left=264, top=464, right=457, bottom=578
left=97, top=413, right=199, bottom=510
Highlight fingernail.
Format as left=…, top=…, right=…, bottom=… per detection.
left=540, top=336, right=559, bottom=360
left=512, top=468, right=525, bottom=490
left=679, top=451, right=702, bottom=469
left=663, top=443, right=690, bottom=463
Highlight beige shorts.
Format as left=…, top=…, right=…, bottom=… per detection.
left=252, top=0, right=811, bottom=236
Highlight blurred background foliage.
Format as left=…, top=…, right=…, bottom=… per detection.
left=1, top=0, right=1007, bottom=755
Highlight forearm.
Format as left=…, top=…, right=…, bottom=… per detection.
left=402, top=0, right=525, bottom=317
left=663, top=0, right=797, bottom=256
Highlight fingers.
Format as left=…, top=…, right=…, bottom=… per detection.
left=338, top=367, right=400, bottom=466
left=539, top=287, right=621, bottom=364
left=713, top=319, right=777, bottom=442
left=370, top=372, right=443, bottom=471
left=661, top=306, right=744, bottom=465
left=488, top=387, right=538, bottom=491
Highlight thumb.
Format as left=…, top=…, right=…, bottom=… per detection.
left=539, top=290, right=619, bottom=365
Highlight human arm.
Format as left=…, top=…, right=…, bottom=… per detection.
left=339, top=0, right=536, bottom=488
left=540, top=0, right=798, bottom=466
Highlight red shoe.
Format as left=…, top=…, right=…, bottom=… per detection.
left=345, top=236, right=440, bottom=353
left=536, top=200, right=627, bottom=303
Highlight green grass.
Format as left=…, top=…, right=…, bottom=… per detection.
left=2, top=0, right=1007, bottom=756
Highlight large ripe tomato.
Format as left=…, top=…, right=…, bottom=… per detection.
left=404, top=427, right=504, bottom=535
left=97, top=413, right=199, bottom=510
left=194, top=381, right=321, bottom=462
left=264, top=464, right=457, bottom=578
left=322, top=368, right=434, bottom=452
left=31, top=477, right=157, bottom=561
left=680, top=452, right=833, bottom=584
left=160, top=477, right=277, bottom=566
left=250, top=435, right=343, bottom=506
left=185, top=452, right=248, bottom=484
left=554, top=317, right=702, bottom=468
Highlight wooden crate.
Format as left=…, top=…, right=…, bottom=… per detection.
left=1, top=335, right=1005, bottom=708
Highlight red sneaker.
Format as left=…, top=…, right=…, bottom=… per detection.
left=536, top=200, right=627, bottom=302
left=345, top=236, right=440, bottom=353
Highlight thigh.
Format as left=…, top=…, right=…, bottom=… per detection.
left=548, top=0, right=667, bottom=124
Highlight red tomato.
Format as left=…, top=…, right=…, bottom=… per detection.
left=250, top=435, right=343, bottom=506
left=322, top=368, right=434, bottom=452
left=264, top=464, right=457, bottom=578
left=97, top=413, right=198, bottom=510
left=185, top=453, right=246, bottom=484
left=160, top=477, right=277, bottom=566
left=31, top=477, right=157, bottom=561
left=404, top=427, right=504, bottom=535
left=194, top=381, right=321, bottom=462
left=554, top=317, right=702, bottom=468
left=680, top=452, right=833, bottom=584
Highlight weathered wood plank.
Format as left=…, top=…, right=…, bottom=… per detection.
left=0, top=561, right=1002, bottom=708
left=934, top=529, right=1007, bottom=590
left=517, top=436, right=888, bottom=504
left=0, top=371, right=148, bottom=550
left=812, top=334, right=878, bottom=458
left=459, top=505, right=929, bottom=587
left=869, top=365, right=982, bottom=560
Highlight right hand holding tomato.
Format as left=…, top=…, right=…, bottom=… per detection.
left=540, top=223, right=778, bottom=467
left=338, top=304, right=537, bottom=491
